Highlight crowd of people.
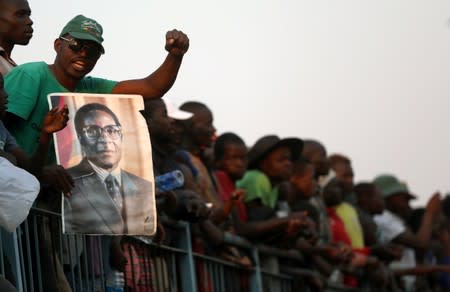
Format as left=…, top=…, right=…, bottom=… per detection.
left=1, top=0, right=450, bottom=291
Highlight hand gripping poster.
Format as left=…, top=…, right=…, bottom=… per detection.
left=48, top=93, right=156, bottom=236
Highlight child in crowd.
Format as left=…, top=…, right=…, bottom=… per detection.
left=213, top=132, right=248, bottom=222
left=288, top=157, right=319, bottom=224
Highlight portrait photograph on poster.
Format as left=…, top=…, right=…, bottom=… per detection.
left=48, top=93, right=156, bottom=236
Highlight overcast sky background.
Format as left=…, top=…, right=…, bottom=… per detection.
left=15, top=0, right=450, bottom=206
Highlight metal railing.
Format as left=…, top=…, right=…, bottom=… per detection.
left=0, top=207, right=356, bottom=292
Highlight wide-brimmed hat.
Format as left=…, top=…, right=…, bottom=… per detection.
left=373, top=174, right=416, bottom=199
left=248, top=135, right=303, bottom=169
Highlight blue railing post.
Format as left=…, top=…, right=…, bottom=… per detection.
left=249, top=247, right=263, bottom=292
left=173, top=222, right=197, bottom=291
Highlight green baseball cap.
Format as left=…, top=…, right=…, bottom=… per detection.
left=373, top=174, right=416, bottom=199
left=59, top=15, right=104, bottom=53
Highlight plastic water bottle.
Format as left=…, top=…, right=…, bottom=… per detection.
left=155, top=170, right=184, bottom=192
left=105, top=270, right=124, bottom=292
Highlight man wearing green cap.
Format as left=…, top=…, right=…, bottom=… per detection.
left=3, top=14, right=189, bottom=175
left=373, top=174, right=441, bottom=291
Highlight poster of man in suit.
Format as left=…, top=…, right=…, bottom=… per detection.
left=49, top=93, right=156, bottom=236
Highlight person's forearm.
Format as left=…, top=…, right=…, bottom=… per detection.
left=143, top=53, right=183, bottom=98
left=235, top=218, right=288, bottom=239
left=112, top=53, right=183, bottom=99
left=415, top=212, right=434, bottom=249
left=296, top=243, right=332, bottom=255
left=392, top=265, right=442, bottom=276
left=198, top=219, right=224, bottom=246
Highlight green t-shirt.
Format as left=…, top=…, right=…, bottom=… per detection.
left=236, top=169, right=279, bottom=209
left=5, top=61, right=117, bottom=164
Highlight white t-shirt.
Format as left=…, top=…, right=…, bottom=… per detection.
left=374, top=210, right=416, bottom=291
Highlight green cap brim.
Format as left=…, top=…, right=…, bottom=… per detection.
left=68, top=32, right=105, bottom=54
left=384, top=184, right=416, bottom=199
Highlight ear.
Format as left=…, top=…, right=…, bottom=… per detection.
left=54, top=38, right=62, bottom=52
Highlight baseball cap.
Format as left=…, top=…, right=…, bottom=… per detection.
left=59, top=15, right=105, bottom=53
left=373, top=174, right=416, bottom=199
left=163, top=99, right=193, bottom=120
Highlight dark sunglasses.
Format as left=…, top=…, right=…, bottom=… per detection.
left=60, top=36, right=104, bottom=58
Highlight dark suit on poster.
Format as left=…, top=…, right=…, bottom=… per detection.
left=64, top=158, right=155, bottom=235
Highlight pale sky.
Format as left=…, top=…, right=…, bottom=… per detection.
left=15, top=0, right=450, bottom=206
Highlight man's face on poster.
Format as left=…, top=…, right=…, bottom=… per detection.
left=80, top=110, right=122, bottom=171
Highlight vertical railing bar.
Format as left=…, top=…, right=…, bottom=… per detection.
left=75, top=235, right=82, bottom=291
left=16, top=225, right=28, bottom=292
left=88, top=237, right=96, bottom=292
left=0, top=229, right=4, bottom=276
left=82, top=236, right=89, bottom=292
left=32, top=215, right=43, bottom=292
left=66, top=235, right=76, bottom=292
left=98, top=237, right=105, bottom=292
left=23, top=220, right=34, bottom=292
left=0, top=229, right=5, bottom=276
left=170, top=252, right=178, bottom=291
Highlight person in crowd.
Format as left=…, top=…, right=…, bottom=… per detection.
left=235, top=135, right=309, bottom=245
left=354, top=182, right=385, bottom=246
left=302, top=139, right=331, bottom=244
left=328, top=153, right=369, bottom=255
left=3, top=14, right=189, bottom=181
left=354, top=182, right=403, bottom=263
left=141, top=98, right=212, bottom=226
left=329, top=153, right=355, bottom=204
left=373, top=174, right=441, bottom=291
left=288, top=157, right=319, bottom=223
left=175, top=101, right=253, bottom=291
left=213, top=132, right=248, bottom=222
left=113, top=98, right=212, bottom=291
left=0, top=0, right=33, bottom=76
left=321, top=174, right=386, bottom=289
left=302, top=139, right=329, bottom=180
left=177, top=101, right=226, bottom=223
left=0, top=72, right=71, bottom=292
left=64, top=103, right=153, bottom=235
left=327, top=154, right=365, bottom=250
left=288, top=159, right=360, bottom=277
